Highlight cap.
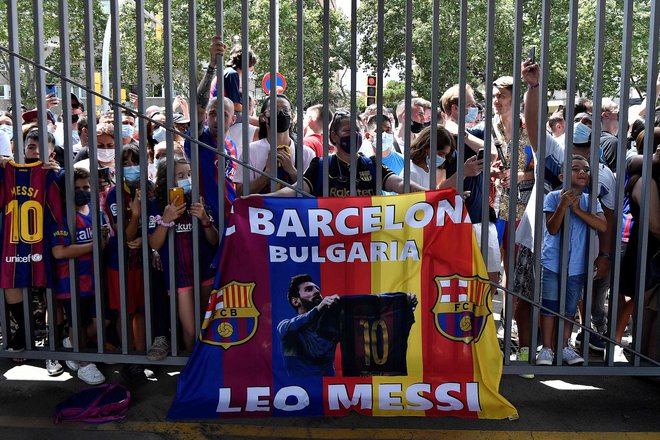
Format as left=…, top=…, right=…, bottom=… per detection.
left=172, top=112, right=190, bottom=124
left=493, top=76, right=514, bottom=90
left=22, top=108, right=56, bottom=125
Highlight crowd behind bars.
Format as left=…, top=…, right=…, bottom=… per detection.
left=0, top=37, right=659, bottom=385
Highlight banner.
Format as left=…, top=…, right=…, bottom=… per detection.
left=168, top=189, right=518, bottom=419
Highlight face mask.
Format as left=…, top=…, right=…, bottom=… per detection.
left=0, top=125, right=12, bottom=140
left=573, top=122, right=592, bottom=145
left=72, top=113, right=79, bottom=124
left=123, top=165, right=140, bottom=182
left=411, top=121, right=430, bottom=134
left=71, top=130, right=80, bottom=145
left=97, top=148, right=115, bottom=163
left=122, top=124, right=134, bottom=139
left=276, top=111, right=291, bottom=133
left=426, top=154, right=446, bottom=169
left=177, top=177, right=192, bottom=194
left=376, top=132, right=394, bottom=153
left=152, top=126, right=166, bottom=143
left=465, top=106, right=479, bottom=124
left=154, top=158, right=162, bottom=170
left=337, top=133, right=363, bottom=153
left=74, top=189, right=91, bottom=207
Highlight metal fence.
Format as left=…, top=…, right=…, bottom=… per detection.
left=0, top=0, right=659, bottom=376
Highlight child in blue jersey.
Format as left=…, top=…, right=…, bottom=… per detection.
left=538, top=155, right=607, bottom=366
left=148, top=157, right=219, bottom=352
left=52, top=168, right=109, bottom=384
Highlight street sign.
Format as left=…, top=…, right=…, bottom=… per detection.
left=262, top=72, right=287, bottom=95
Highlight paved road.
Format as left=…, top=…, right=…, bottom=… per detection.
left=1, top=356, right=659, bottom=439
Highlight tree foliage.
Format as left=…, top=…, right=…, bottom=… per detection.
left=0, top=0, right=107, bottom=107
left=357, top=0, right=654, bottom=104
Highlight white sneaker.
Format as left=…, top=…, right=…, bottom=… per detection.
left=46, top=359, right=63, bottom=376
left=613, top=345, right=629, bottom=363
left=562, top=346, right=584, bottom=365
left=62, top=337, right=80, bottom=372
left=536, top=347, right=554, bottom=366
left=77, top=363, right=106, bottom=385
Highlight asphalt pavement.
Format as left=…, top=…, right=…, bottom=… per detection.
left=0, top=355, right=659, bottom=440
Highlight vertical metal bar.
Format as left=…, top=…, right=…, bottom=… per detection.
left=109, top=0, right=130, bottom=355
left=215, top=1, right=226, bottom=244
left=83, top=0, right=105, bottom=353
left=164, top=0, right=178, bottom=356
left=187, top=0, right=202, bottom=339
left=375, top=0, right=385, bottom=194
left=296, top=0, right=304, bottom=191
left=269, top=0, right=278, bottom=193
left=31, top=0, right=51, bottom=354
left=428, top=0, right=440, bottom=191
left=7, top=0, right=24, bottom=162
left=240, top=0, right=249, bottom=196
left=349, top=0, right=357, bottom=196
left=529, top=0, right=551, bottom=365
left=322, top=0, right=330, bottom=197
left=402, top=0, right=413, bottom=193
left=455, top=0, right=467, bottom=195
left=606, top=0, right=633, bottom=365
left=555, top=0, right=578, bottom=366
left=504, top=0, right=524, bottom=361
left=59, top=0, right=81, bottom=352
left=136, top=0, right=154, bottom=352
left=633, top=0, right=659, bottom=367
left=479, top=0, right=495, bottom=278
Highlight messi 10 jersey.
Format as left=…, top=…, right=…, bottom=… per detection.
left=339, top=293, right=415, bottom=377
left=0, top=161, right=63, bottom=288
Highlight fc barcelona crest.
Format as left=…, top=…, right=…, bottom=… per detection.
left=431, top=275, right=491, bottom=344
left=200, top=281, right=260, bottom=349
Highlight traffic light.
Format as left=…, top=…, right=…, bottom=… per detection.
left=366, top=75, right=377, bottom=106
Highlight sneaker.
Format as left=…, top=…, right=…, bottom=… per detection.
left=77, top=363, right=106, bottom=385
left=146, top=336, right=170, bottom=361
left=516, top=347, right=535, bottom=379
left=62, top=337, right=80, bottom=372
left=575, top=331, right=606, bottom=352
left=7, top=334, right=26, bottom=352
left=45, top=359, right=63, bottom=376
left=536, top=347, right=554, bottom=366
left=613, top=345, right=629, bottom=363
left=122, top=364, right=146, bottom=382
left=562, top=346, right=584, bottom=365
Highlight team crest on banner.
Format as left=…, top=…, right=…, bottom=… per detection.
left=432, top=275, right=492, bottom=344
left=200, top=281, right=259, bottom=349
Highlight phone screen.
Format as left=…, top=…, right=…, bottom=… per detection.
left=477, top=149, right=484, bottom=161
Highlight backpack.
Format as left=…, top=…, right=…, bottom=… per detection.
left=54, top=383, right=131, bottom=424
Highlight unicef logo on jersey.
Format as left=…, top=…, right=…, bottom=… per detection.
left=31, top=253, right=42, bottom=262
left=5, top=253, right=42, bottom=263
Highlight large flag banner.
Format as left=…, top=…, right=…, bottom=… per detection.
left=168, top=189, right=518, bottom=419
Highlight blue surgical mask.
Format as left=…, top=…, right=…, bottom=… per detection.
left=122, top=124, right=134, bottom=139
left=123, top=165, right=140, bottom=182
left=0, top=125, right=13, bottom=140
left=426, top=154, right=446, bottom=169
left=152, top=126, right=166, bottom=143
left=465, top=106, right=479, bottom=124
left=573, top=122, right=592, bottom=145
left=177, top=177, right=192, bottom=194
left=377, top=133, right=394, bottom=153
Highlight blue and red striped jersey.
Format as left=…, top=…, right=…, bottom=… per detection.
left=0, top=161, right=63, bottom=288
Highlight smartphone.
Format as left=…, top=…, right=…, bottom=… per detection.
left=528, top=46, right=536, bottom=64
left=477, top=148, right=484, bottom=161
left=98, top=167, right=112, bottom=185
left=45, top=83, right=57, bottom=96
left=130, top=84, right=138, bottom=95
left=169, top=187, right=184, bottom=206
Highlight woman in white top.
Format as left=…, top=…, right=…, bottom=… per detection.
left=402, top=124, right=455, bottom=189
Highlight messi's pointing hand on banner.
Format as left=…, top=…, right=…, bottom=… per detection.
left=318, top=294, right=340, bottom=311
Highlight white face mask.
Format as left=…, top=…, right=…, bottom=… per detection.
left=97, top=148, right=115, bottom=163
left=377, top=133, right=395, bottom=153
left=0, top=125, right=13, bottom=140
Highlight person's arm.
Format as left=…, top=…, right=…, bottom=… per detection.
left=384, top=173, right=426, bottom=193
left=571, top=199, right=607, bottom=233
left=545, top=190, right=574, bottom=235
left=522, top=60, right=541, bottom=152
left=261, top=180, right=312, bottom=197
left=190, top=198, right=219, bottom=246
left=627, top=153, right=660, bottom=179
left=196, top=36, right=226, bottom=114
left=437, top=155, right=483, bottom=189
left=147, top=200, right=187, bottom=250
left=632, top=178, right=660, bottom=240
left=125, top=191, right=142, bottom=242
left=52, top=242, right=93, bottom=259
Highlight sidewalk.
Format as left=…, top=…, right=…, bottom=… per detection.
left=1, top=356, right=659, bottom=439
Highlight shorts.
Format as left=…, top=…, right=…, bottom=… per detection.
left=513, top=245, right=535, bottom=300
left=541, top=267, right=584, bottom=317
left=107, top=267, right=145, bottom=314
left=473, top=222, right=501, bottom=273
left=63, top=296, right=96, bottom=328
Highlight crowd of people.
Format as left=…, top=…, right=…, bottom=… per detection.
left=0, top=35, right=659, bottom=385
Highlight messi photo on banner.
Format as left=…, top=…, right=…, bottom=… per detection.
left=169, top=189, right=518, bottom=420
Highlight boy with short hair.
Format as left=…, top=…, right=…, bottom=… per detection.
left=538, top=155, right=607, bottom=366
left=52, top=168, right=109, bottom=384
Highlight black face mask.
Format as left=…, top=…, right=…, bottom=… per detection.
left=275, top=111, right=291, bottom=133
left=411, top=120, right=431, bottom=134
left=72, top=113, right=79, bottom=124
left=337, top=133, right=363, bottom=153
left=74, top=189, right=91, bottom=207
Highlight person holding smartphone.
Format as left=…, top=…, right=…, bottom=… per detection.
left=148, top=157, right=219, bottom=353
